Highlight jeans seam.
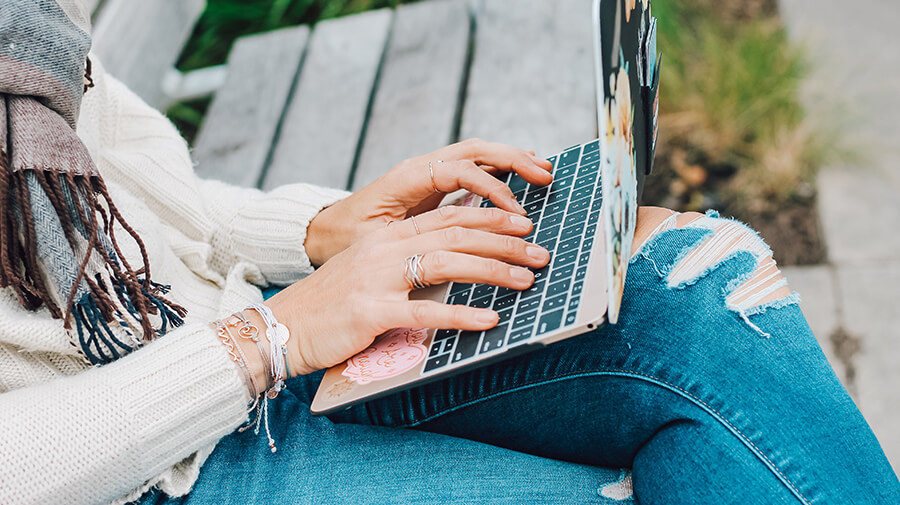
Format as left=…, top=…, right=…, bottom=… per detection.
left=400, top=368, right=809, bottom=505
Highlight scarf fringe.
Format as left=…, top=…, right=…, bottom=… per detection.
left=0, top=166, right=187, bottom=364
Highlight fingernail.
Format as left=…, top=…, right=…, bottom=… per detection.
left=510, top=215, right=532, bottom=228
left=526, top=245, right=548, bottom=261
left=477, top=311, right=498, bottom=325
left=512, top=199, right=526, bottom=214
left=510, top=268, right=534, bottom=283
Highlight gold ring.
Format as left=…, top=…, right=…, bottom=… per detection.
left=429, top=161, right=442, bottom=193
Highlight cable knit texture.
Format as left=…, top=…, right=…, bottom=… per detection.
left=0, top=58, right=351, bottom=505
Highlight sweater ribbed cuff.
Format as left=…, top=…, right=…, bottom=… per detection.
left=213, top=182, right=350, bottom=286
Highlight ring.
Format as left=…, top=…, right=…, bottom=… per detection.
left=428, top=161, right=442, bottom=194
left=404, top=254, right=429, bottom=290
left=410, top=215, right=421, bottom=235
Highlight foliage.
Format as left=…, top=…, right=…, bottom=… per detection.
left=648, top=0, right=834, bottom=215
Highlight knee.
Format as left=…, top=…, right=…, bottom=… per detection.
left=633, top=207, right=795, bottom=316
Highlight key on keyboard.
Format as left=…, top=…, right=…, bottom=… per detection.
left=422, top=140, right=604, bottom=376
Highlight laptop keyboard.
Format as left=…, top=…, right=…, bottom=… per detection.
left=422, top=140, right=604, bottom=375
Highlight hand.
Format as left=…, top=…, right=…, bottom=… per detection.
left=304, top=139, right=553, bottom=266
left=266, top=205, right=552, bottom=374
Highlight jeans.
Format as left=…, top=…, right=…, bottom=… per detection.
left=135, top=219, right=900, bottom=504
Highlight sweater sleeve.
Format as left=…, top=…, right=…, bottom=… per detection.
left=0, top=324, right=251, bottom=505
left=79, top=58, right=351, bottom=286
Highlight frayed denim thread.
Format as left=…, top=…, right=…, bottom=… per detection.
left=743, top=292, right=802, bottom=318
left=629, top=218, right=797, bottom=339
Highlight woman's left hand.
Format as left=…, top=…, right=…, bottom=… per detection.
left=304, top=138, right=554, bottom=266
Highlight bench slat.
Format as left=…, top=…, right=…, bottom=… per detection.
left=351, top=0, right=471, bottom=191
left=92, top=0, right=205, bottom=109
left=264, top=9, right=393, bottom=191
left=192, top=27, right=310, bottom=187
left=462, top=0, right=597, bottom=158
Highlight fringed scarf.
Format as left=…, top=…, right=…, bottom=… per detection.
left=0, top=0, right=186, bottom=365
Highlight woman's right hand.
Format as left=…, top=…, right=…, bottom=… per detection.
left=265, top=205, right=551, bottom=375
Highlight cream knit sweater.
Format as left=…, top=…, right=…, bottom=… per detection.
left=0, top=60, right=350, bottom=505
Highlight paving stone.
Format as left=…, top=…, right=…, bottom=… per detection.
left=781, top=266, right=844, bottom=383
left=778, top=0, right=900, bottom=147
left=817, top=166, right=900, bottom=265
left=837, top=263, right=900, bottom=470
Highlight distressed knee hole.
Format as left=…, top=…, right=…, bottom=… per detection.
left=633, top=208, right=799, bottom=337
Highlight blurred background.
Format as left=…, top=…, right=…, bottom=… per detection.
left=170, top=0, right=832, bottom=266
left=85, top=0, right=899, bottom=471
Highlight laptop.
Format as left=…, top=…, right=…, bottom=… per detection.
left=311, top=0, right=661, bottom=415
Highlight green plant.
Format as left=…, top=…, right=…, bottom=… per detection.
left=649, top=0, right=834, bottom=214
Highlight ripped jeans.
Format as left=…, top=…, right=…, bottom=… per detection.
left=138, top=211, right=900, bottom=505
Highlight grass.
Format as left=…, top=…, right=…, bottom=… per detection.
left=648, top=0, right=835, bottom=215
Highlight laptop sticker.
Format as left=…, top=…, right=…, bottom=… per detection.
left=602, top=62, right=639, bottom=325
left=341, top=327, right=430, bottom=385
left=325, top=378, right=356, bottom=399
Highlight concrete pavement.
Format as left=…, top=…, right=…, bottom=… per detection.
left=778, top=0, right=900, bottom=471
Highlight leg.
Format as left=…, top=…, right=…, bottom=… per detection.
left=332, top=207, right=900, bottom=504
left=133, top=371, right=633, bottom=505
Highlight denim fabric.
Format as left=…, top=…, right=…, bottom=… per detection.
left=135, top=226, right=900, bottom=505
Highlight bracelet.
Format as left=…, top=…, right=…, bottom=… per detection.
left=213, top=321, right=258, bottom=405
left=247, top=303, right=291, bottom=399
left=213, top=305, right=291, bottom=454
left=225, top=312, right=272, bottom=391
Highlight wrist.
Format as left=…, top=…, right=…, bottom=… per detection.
left=234, top=309, right=273, bottom=396
left=264, top=298, right=317, bottom=376
left=306, top=204, right=342, bottom=267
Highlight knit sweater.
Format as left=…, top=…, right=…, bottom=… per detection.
left=0, top=59, right=350, bottom=505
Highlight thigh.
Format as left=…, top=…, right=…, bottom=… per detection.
left=332, top=217, right=900, bottom=504
left=134, top=373, right=632, bottom=505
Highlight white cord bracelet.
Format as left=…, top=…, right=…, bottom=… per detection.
left=247, top=303, right=291, bottom=398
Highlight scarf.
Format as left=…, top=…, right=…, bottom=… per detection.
left=0, top=0, right=186, bottom=365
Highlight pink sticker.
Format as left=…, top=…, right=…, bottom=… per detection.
left=341, top=328, right=429, bottom=385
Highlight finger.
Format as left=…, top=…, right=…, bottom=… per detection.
left=434, top=160, right=526, bottom=214
left=383, top=299, right=498, bottom=332
left=405, top=227, right=550, bottom=269
left=414, top=250, right=535, bottom=290
left=386, top=205, right=534, bottom=241
left=445, top=138, right=553, bottom=185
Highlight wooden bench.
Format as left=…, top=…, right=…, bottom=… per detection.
left=88, top=0, right=598, bottom=191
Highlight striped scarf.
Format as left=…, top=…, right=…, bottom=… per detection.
left=0, top=0, right=185, bottom=365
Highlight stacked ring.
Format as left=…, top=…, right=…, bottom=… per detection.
left=404, top=254, right=429, bottom=290
left=428, top=161, right=443, bottom=193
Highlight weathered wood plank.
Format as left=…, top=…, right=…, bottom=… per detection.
left=351, top=0, right=471, bottom=191
left=92, top=0, right=205, bottom=109
left=263, top=9, right=393, bottom=191
left=192, top=27, right=309, bottom=187
left=461, top=0, right=596, bottom=158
